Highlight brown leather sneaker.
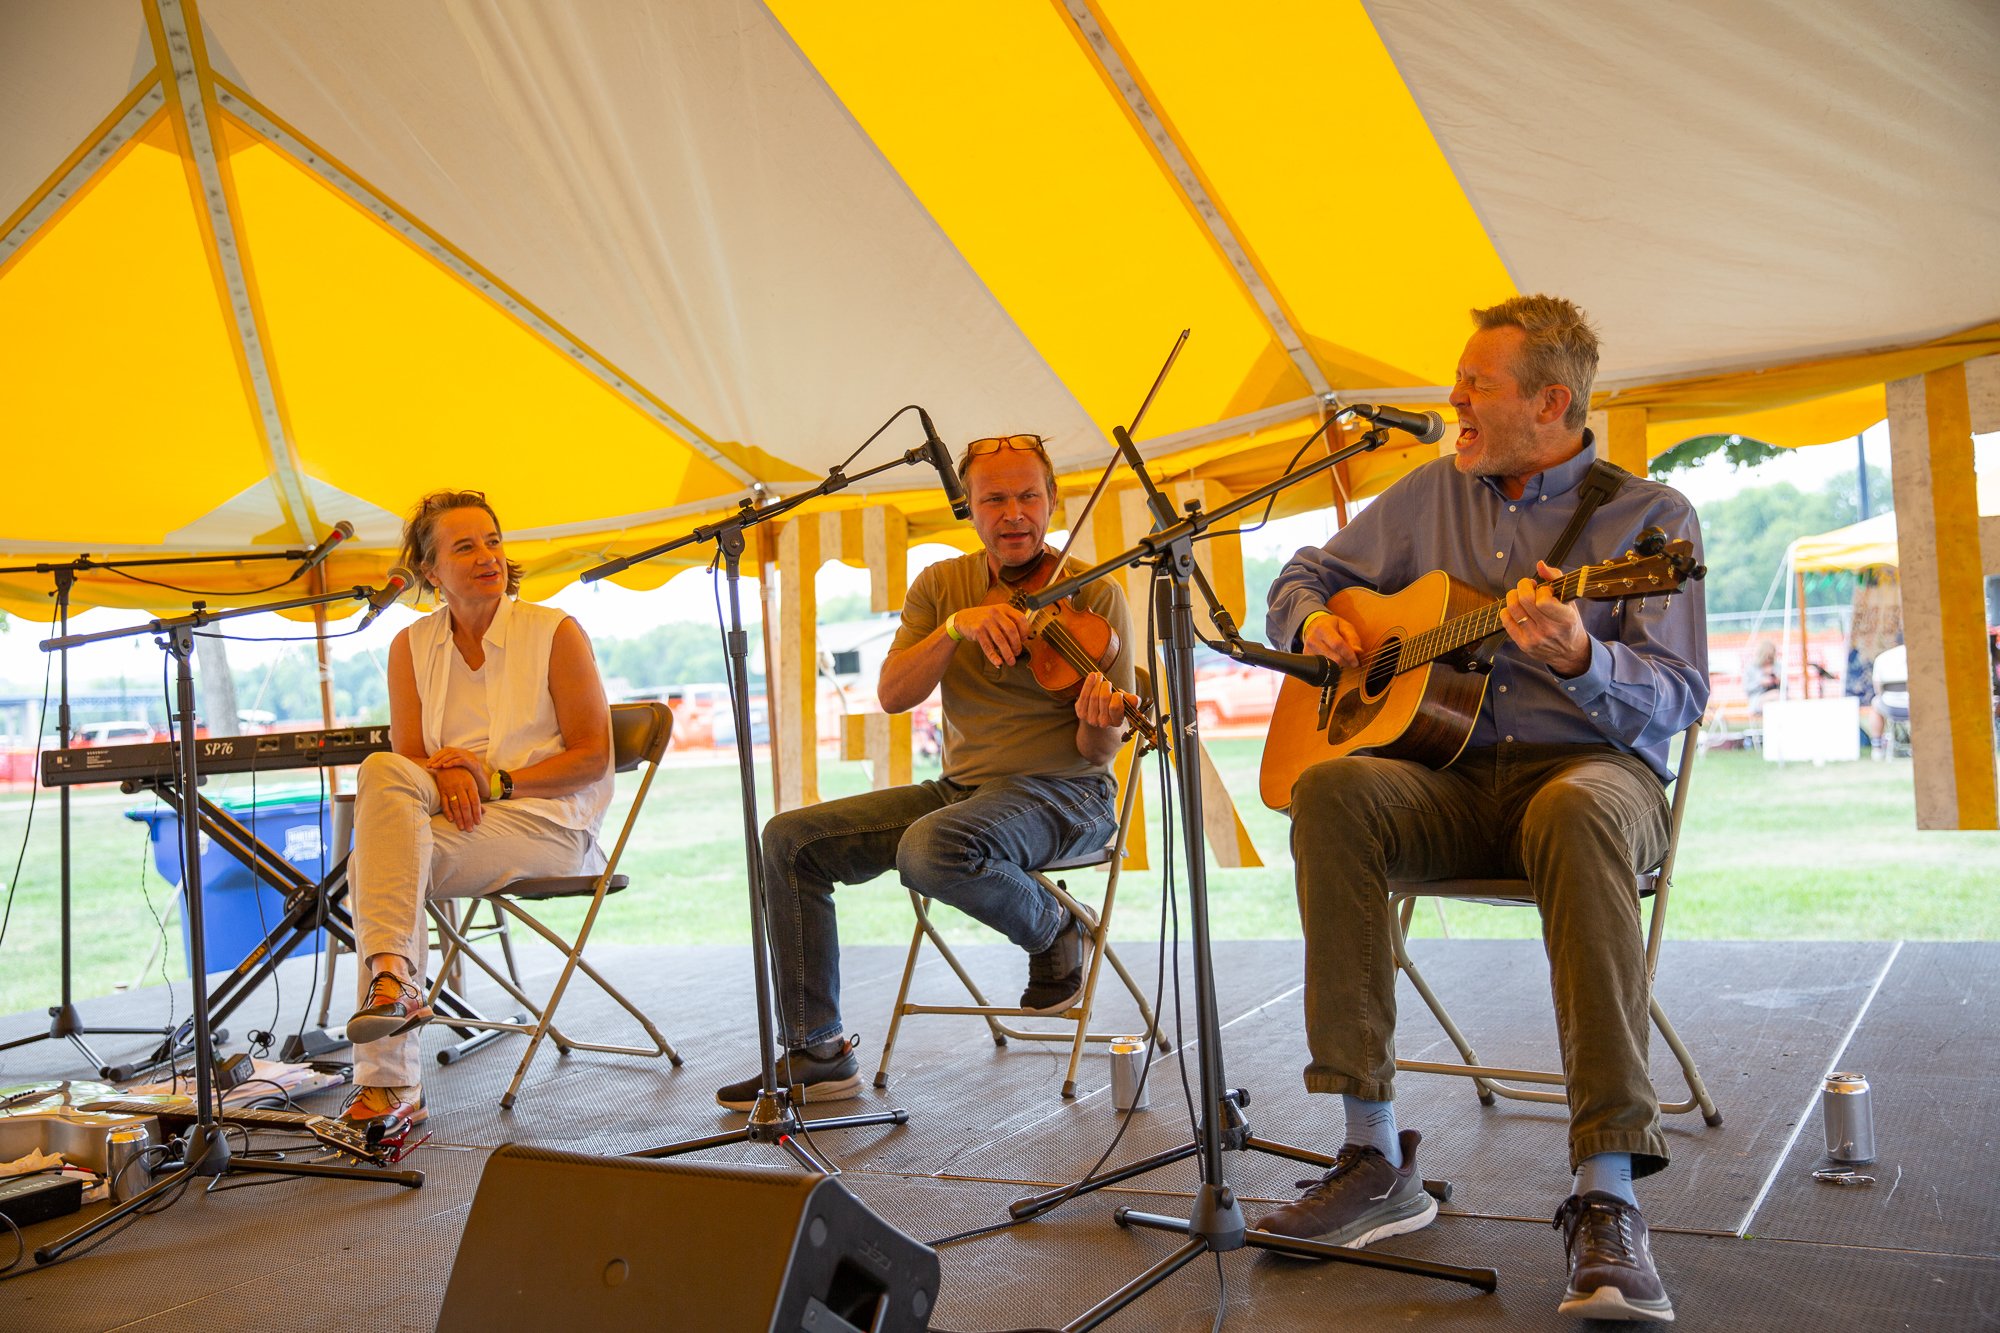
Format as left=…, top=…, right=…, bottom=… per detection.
left=1555, top=1192, right=1675, bottom=1322
left=1252, top=1129, right=1438, bottom=1248
left=347, top=970, right=434, bottom=1044
left=337, top=1084, right=427, bottom=1136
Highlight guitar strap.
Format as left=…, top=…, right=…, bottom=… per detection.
left=1544, top=458, right=1629, bottom=568
left=1461, top=458, right=1628, bottom=673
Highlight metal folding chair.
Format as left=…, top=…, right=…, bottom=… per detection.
left=424, top=701, right=683, bottom=1109
left=874, top=679, right=1168, bottom=1100
left=1387, top=721, right=1722, bottom=1125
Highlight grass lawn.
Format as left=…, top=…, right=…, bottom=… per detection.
left=1, top=742, right=1995, bottom=1017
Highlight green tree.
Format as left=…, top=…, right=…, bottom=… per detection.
left=1692, top=466, right=1887, bottom=615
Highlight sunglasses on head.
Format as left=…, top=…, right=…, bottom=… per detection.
left=964, top=434, right=1048, bottom=458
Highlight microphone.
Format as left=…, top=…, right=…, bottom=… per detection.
left=300, top=520, right=354, bottom=572
left=916, top=408, right=971, bottom=520
left=1217, top=636, right=1340, bottom=688
left=357, top=566, right=413, bottom=631
left=1348, top=403, right=1447, bottom=444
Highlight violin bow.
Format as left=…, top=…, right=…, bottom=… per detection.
left=1047, top=328, right=1189, bottom=572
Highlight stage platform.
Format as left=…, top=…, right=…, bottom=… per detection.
left=1, top=936, right=1994, bottom=1331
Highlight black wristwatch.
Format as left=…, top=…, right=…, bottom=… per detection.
left=496, top=768, right=514, bottom=801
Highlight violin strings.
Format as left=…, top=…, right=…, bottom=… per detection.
left=1015, top=589, right=1156, bottom=741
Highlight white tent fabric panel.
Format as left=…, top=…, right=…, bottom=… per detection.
left=194, top=0, right=1098, bottom=478
left=1365, top=0, right=2000, bottom=382
left=0, top=0, right=154, bottom=221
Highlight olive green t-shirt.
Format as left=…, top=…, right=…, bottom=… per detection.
left=890, top=551, right=1137, bottom=786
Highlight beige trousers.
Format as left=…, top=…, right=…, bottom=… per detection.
left=347, top=751, right=600, bottom=1088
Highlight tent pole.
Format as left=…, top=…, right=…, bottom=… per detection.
left=1797, top=570, right=1810, bottom=697
left=310, top=566, right=339, bottom=793
left=757, top=523, right=783, bottom=808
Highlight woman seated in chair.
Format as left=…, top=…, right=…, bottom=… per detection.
left=341, top=489, right=613, bottom=1133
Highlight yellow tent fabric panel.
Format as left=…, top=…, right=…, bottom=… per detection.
left=1099, top=0, right=1515, bottom=387
left=0, top=114, right=272, bottom=546
left=217, top=113, right=744, bottom=535
left=768, top=0, right=1306, bottom=442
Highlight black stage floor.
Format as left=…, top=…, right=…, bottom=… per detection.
left=1, top=937, right=1994, bottom=1331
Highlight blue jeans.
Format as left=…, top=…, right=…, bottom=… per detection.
left=762, top=773, right=1118, bottom=1049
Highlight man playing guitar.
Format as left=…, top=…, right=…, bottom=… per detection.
left=1260, top=295, right=1708, bottom=1324
left=716, top=433, right=1137, bottom=1110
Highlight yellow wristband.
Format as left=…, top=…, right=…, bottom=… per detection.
left=1302, top=610, right=1330, bottom=640
left=945, top=612, right=965, bottom=642
left=489, top=770, right=503, bottom=801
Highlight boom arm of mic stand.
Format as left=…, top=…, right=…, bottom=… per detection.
left=579, top=449, right=929, bottom=584
left=1021, top=423, right=1394, bottom=617
left=42, top=583, right=378, bottom=653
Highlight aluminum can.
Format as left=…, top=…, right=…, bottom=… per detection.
left=1109, top=1039, right=1149, bottom=1111
left=105, top=1124, right=153, bottom=1202
left=1821, top=1072, right=1875, bottom=1164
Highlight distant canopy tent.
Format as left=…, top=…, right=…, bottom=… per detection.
left=3, top=0, right=1998, bottom=619
left=1775, top=514, right=1902, bottom=700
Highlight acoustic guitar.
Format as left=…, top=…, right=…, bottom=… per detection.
left=1259, top=533, right=1703, bottom=812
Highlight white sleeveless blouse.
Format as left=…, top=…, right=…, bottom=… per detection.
left=409, top=597, right=612, bottom=837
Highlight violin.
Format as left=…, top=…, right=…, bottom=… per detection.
left=982, top=548, right=1161, bottom=751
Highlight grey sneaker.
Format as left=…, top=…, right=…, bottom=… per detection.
left=1253, top=1129, right=1438, bottom=1247
left=1021, top=914, right=1092, bottom=1013
left=715, top=1036, right=862, bottom=1112
left=1555, top=1192, right=1675, bottom=1322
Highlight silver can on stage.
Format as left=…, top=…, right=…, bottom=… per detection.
left=1109, top=1039, right=1150, bottom=1111
left=104, top=1123, right=153, bottom=1202
left=1821, top=1072, right=1875, bottom=1164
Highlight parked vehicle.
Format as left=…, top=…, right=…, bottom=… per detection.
left=70, top=719, right=156, bottom=747
left=1192, top=664, right=1281, bottom=733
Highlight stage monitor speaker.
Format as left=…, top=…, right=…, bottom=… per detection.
left=437, top=1144, right=939, bottom=1333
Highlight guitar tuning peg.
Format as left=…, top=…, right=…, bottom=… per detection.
left=1634, top=526, right=1669, bottom=556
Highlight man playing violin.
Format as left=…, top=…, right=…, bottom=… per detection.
left=1259, top=296, right=1707, bottom=1323
left=717, top=433, right=1138, bottom=1110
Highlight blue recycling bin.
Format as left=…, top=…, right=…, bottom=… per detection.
left=126, top=786, right=331, bottom=970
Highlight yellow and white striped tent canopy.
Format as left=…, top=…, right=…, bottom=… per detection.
left=3, top=0, right=1997, bottom=615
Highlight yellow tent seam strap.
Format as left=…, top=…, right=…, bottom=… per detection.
left=1059, top=0, right=1331, bottom=397
left=1, top=78, right=165, bottom=273
left=211, top=79, right=758, bottom=491
left=145, top=0, right=318, bottom=542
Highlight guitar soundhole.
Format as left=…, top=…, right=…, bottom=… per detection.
left=1363, top=638, right=1400, bottom=698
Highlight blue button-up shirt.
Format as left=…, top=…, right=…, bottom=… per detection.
left=1265, top=435, right=1709, bottom=781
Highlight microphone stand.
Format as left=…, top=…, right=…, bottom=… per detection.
left=33, top=578, right=425, bottom=1267
left=582, top=445, right=945, bottom=1171
left=1012, top=424, right=1497, bottom=1328
left=0, top=547, right=323, bottom=1076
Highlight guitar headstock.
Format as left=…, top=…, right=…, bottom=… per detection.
left=1575, top=537, right=1705, bottom=602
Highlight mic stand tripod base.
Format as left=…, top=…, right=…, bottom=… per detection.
left=33, top=1112, right=425, bottom=1267
left=627, top=1086, right=908, bottom=1173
